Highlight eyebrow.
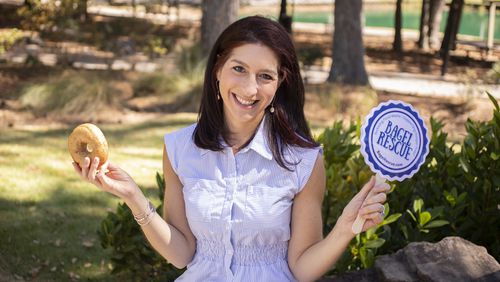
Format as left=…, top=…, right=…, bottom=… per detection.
left=230, top=59, right=278, bottom=76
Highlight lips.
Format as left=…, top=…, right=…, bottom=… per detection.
left=233, top=93, right=258, bottom=107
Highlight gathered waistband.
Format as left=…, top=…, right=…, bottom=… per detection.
left=196, top=240, right=288, bottom=266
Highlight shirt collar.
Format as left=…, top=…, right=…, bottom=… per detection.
left=242, top=117, right=273, bottom=160
left=198, top=117, right=273, bottom=160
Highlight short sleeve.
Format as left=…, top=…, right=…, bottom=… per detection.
left=164, top=131, right=179, bottom=175
left=295, top=146, right=323, bottom=194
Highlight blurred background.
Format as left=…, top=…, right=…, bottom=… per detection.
left=0, top=0, right=498, bottom=281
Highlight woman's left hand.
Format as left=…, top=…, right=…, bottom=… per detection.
left=337, top=176, right=391, bottom=234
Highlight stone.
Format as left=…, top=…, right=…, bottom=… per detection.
left=321, top=237, right=499, bottom=282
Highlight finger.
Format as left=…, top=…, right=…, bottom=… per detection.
left=99, top=160, right=110, bottom=174
left=355, top=175, right=376, bottom=200
left=96, top=169, right=112, bottom=192
left=363, top=213, right=385, bottom=228
left=72, top=162, right=82, bottom=177
left=81, top=157, right=90, bottom=179
left=365, top=192, right=387, bottom=205
left=359, top=203, right=384, bottom=216
left=373, top=183, right=391, bottom=193
left=88, top=157, right=100, bottom=182
left=106, top=162, right=120, bottom=171
left=363, top=211, right=385, bottom=222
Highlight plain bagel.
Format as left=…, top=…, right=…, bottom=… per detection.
left=68, top=123, right=108, bottom=168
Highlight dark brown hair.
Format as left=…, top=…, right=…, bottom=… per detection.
left=193, top=15, right=318, bottom=170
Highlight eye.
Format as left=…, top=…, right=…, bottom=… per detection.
left=260, top=73, right=275, bottom=81
left=232, top=66, right=245, bottom=73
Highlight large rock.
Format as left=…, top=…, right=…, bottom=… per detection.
left=322, top=236, right=500, bottom=282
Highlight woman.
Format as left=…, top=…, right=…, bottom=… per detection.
left=73, top=16, right=389, bottom=282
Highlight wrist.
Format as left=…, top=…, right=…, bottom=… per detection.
left=123, top=190, right=149, bottom=216
left=329, top=215, right=356, bottom=242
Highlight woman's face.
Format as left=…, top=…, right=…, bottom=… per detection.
left=216, top=43, right=280, bottom=129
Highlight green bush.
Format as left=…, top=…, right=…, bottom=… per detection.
left=98, top=93, right=499, bottom=277
left=16, top=0, right=88, bottom=31
left=320, top=93, right=499, bottom=274
left=0, top=28, right=23, bottom=56
left=98, top=173, right=184, bottom=281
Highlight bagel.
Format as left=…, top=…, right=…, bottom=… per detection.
left=68, top=123, right=108, bottom=168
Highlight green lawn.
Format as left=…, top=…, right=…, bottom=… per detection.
left=0, top=113, right=196, bottom=281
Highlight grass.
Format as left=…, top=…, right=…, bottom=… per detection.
left=0, top=113, right=196, bottom=281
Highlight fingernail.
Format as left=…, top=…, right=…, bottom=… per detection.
left=95, top=157, right=99, bottom=163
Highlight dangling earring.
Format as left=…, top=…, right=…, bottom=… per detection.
left=216, top=80, right=221, bottom=100
left=270, top=104, right=275, bottom=113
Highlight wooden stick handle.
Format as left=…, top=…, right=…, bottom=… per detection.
left=351, top=174, right=386, bottom=234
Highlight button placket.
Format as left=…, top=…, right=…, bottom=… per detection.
left=224, top=148, right=236, bottom=277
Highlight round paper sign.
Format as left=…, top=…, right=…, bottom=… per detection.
left=353, top=100, right=430, bottom=234
left=360, top=100, right=429, bottom=182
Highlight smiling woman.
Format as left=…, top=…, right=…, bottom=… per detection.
left=72, top=15, right=390, bottom=282
left=215, top=44, right=279, bottom=152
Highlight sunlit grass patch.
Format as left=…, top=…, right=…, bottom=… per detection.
left=0, top=115, right=194, bottom=280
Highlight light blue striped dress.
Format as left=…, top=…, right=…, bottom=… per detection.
left=164, top=118, right=322, bottom=282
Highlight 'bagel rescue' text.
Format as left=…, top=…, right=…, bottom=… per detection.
left=376, top=121, right=413, bottom=160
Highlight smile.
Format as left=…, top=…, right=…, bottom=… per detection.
left=233, top=93, right=258, bottom=106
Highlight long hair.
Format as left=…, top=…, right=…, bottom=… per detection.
left=193, top=15, right=318, bottom=170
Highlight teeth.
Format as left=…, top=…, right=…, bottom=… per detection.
left=234, top=94, right=255, bottom=105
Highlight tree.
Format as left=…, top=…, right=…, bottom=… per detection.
left=440, top=0, right=464, bottom=75
left=201, top=0, right=239, bottom=56
left=278, top=0, right=292, bottom=33
left=327, top=0, right=368, bottom=85
left=418, top=0, right=445, bottom=50
left=428, top=0, right=445, bottom=49
left=417, top=0, right=430, bottom=49
left=393, top=0, right=403, bottom=53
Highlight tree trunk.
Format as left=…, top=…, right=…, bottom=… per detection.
left=327, top=0, right=368, bottom=85
left=440, top=0, right=464, bottom=75
left=393, top=0, right=403, bottom=53
left=201, top=0, right=239, bottom=56
left=78, top=0, right=88, bottom=22
left=279, top=0, right=292, bottom=33
left=428, top=0, right=445, bottom=49
left=418, top=0, right=430, bottom=49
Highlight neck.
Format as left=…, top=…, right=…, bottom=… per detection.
left=224, top=115, right=264, bottom=149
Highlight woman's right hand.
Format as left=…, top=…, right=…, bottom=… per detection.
left=72, top=156, right=140, bottom=201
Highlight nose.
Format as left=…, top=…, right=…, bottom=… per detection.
left=241, top=75, right=258, bottom=96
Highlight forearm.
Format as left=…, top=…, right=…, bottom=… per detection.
left=291, top=219, right=354, bottom=282
left=125, top=193, right=195, bottom=269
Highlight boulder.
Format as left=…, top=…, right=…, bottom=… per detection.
left=322, top=236, right=500, bottom=282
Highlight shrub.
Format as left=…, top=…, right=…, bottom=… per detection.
left=98, top=93, right=499, bottom=277
left=98, top=173, right=184, bottom=281
left=16, top=0, right=88, bottom=32
left=320, top=93, right=499, bottom=274
left=19, top=70, right=124, bottom=116
left=0, top=28, right=23, bottom=56
left=132, top=43, right=205, bottom=111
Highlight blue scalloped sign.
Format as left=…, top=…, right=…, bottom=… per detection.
left=361, top=100, right=429, bottom=181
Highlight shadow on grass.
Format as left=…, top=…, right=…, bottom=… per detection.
left=0, top=178, right=158, bottom=281
left=0, top=117, right=194, bottom=146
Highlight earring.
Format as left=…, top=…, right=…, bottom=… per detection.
left=270, top=104, right=275, bottom=113
left=216, top=80, right=221, bottom=100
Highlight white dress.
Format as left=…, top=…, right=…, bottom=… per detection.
left=164, top=119, right=322, bottom=282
